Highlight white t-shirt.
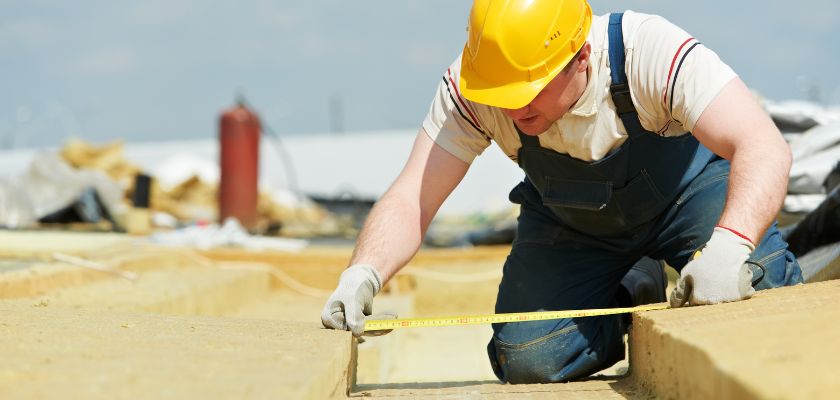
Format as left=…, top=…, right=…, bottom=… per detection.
left=422, top=11, right=737, bottom=164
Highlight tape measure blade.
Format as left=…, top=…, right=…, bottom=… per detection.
left=363, top=303, right=668, bottom=331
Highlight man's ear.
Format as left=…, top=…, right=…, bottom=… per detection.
left=575, top=42, right=592, bottom=73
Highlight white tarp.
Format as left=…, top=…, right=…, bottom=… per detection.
left=765, top=99, right=840, bottom=132
left=787, top=122, right=840, bottom=195
left=149, top=217, right=308, bottom=251
left=0, top=152, right=122, bottom=228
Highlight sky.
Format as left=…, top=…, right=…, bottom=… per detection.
left=2, top=0, right=839, bottom=149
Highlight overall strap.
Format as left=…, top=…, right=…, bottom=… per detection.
left=608, top=13, right=645, bottom=137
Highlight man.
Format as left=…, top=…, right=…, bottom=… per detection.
left=322, top=0, right=803, bottom=383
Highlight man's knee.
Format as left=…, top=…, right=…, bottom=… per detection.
left=752, top=224, right=804, bottom=289
left=487, top=317, right=625, bottom=384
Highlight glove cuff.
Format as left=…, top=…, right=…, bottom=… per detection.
left=711, top=226, right=755, bottom=252
left=347, top=264, right=383, bottom=295
left=715, top=225, right=755, bottom=247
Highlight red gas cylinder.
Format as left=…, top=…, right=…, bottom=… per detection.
left=219, top=99, right=261, bottom=231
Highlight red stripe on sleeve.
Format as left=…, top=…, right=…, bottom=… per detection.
left=447, top=68, right=483, bottom=130
left=662, top=38, right=695, bottom=106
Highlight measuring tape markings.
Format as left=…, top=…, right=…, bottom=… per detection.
left=364, top=303, right=669, bottom=331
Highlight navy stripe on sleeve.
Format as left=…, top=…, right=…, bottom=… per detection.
left=668, top=42, right=702, bottom=121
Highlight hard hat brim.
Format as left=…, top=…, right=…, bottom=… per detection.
left=459, top=69, right=557, bottom=110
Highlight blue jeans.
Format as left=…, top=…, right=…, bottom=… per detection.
left=488, top=159, right=803, bottom=383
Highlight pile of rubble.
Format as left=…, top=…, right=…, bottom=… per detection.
left=0, top=139, right=349, bottom=238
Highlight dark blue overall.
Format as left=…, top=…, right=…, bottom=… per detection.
left=487, top=13, right=803, bottom=383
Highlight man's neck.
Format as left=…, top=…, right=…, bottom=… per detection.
left=568, top=65, right=591, bottom=110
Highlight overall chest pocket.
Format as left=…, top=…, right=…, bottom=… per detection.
left=541, top=178, right=612, bottom=211
left=612, top=169, right=666, bottom=227
left=540, top=169, right=665, bottom=233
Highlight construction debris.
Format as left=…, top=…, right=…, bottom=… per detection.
left=1, top=138, right=347, bottom=237
left=149, top=217, right=308, bottom=252
left=0, top=152, right=122, bottom=229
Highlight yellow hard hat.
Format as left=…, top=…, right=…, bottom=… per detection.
left=459, top=0, right=592, bottom=109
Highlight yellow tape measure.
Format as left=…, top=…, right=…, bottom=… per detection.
left=364, top=303, right=669, bottom=331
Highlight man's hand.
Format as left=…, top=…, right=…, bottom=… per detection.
left=321, top=264, right=390, bottom=336
left=670, top=227, right=755, bottom=307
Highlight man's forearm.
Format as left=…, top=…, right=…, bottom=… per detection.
left=717, top=139, right=792, bottom=243
left=691, top=78, right=793, bottom=244
left=345, top=129, right=470, bottom=283
left=348, top=190, right=428, bottom=284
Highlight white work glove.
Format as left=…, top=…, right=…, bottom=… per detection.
left=670, top=227, right=755, bottom=307
left=321, top=264, right=394, bottom=337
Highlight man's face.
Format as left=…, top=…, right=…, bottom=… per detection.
left=501, top=45, right=589, bottom=136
